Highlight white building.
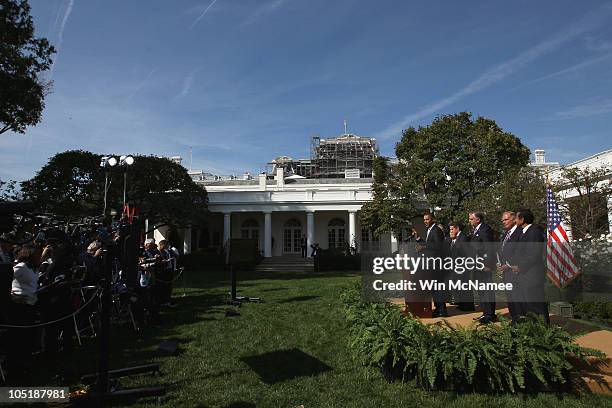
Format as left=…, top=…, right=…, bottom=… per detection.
left=154, top=147, right=611, bottom=254
left=533, top=149, right=612, bottom=236
left=191, top=167, right=388, bottom=257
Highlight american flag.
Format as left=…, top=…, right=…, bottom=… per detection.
left=546, top=186, right=580, bottom=287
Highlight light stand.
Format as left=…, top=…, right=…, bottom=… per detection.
left=100, top=156, right=117, bottom=216
left=119, top=155, right=135, bottom=206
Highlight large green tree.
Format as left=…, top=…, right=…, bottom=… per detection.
left=362, top=112, right=530, bottom=233
left=21, top=150, right=208, bottom=226
left=1, top=0, right=55, bottom=135
left=463, top=166, right=547, bottom=233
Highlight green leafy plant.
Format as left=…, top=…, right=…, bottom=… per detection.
left=341, top=283, right=605, bottom=393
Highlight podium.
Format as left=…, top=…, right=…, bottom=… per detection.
left=399, top=242, right=433, bottom=318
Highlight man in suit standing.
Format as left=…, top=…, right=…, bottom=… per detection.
left=468, top=211, right=497, bottom=323
left=448, top=222, right=475, bottom=311
left=416, top=212, right=447, bottom=317
left=497, top=211, right=523, bottom=322
left=510, top=209, right=549, bottom=324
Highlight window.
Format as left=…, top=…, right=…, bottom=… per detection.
left=240, top=219, right=260, bottom=245
left=328, top=218, right=346, bottom=248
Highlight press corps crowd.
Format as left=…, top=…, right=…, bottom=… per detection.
left=0, top=227, right=180, bottom=384
left=412, top=209, right=548, bottom=324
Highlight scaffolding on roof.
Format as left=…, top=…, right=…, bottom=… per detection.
left=310, top=134, right=378, bottom=178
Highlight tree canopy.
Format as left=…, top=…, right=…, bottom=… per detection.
left=21, top=150, right=208, bottom=226
left=361, top=112, right=531, bottom=233
left=1, top=0, right=55, bottom=135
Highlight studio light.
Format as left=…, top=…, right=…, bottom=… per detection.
left=108, top=157, right=118, bottom=167
left=120, top=155, right=135, bottom=166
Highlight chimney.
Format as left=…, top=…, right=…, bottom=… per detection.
left=534, top=149, right=545, bottom=165
left=259, top=172, right=267, bottom=191
left=276, top=167, right=284, bottom=187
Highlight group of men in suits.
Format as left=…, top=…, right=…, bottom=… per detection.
left=415, top=209, right=548, bottom=324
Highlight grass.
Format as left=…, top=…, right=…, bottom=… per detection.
left=27, top=268, right=612, bottom=407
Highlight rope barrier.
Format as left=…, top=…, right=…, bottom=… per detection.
left=0, top=286, right=101, bottom=329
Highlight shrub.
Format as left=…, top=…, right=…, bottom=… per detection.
left=340, top=283, right=605, bottom=393
left=573, top=301, right=612, bottom=325
left=317, top=248, right=360, bottom=271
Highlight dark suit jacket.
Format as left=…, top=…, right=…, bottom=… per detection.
left=421, top=225, right=445, bottom=258
left=450, top=232, right=469, bottom=257
left=499, top=227, right=523, bottom=265
left=499, top=227, right=523, bottom=284
left=417, top=225, right=445, bottom=276
left=469, top=223, right=496, bottom=269
left=515, top=224, right=546, bottom=287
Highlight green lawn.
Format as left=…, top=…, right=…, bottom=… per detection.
left=35, top=269, right=612, bottom=407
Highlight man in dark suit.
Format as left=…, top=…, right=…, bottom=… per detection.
left=448, top=222, right=475, bottom=311
left=468, top=211, right=497, bottom=323
left=497, top=211, right=523, bottom=322
left=510, top=209, right=549, bottom=324
left=416, top=212, right=447, bottom=317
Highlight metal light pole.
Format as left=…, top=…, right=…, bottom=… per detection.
left=100, top=156, right=118, bottom=216
left=119, top=155, right=135, bottom=206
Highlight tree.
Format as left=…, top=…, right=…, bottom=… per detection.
left=0, top=178, right=21, bottom=200
left=1, top=0, right=56, bottom=135
left=463, top=166, right=547, bottom=233
left=21, top=150, right=208, bottom=226
left=554, top=165, right=612, bottom=240
left=362, top=112, right=530, bottom=233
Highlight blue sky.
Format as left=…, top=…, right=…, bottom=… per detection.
left=2, top=0, right=612, bottom=181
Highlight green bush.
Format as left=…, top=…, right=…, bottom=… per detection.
left=317, top=248, right=360, bottom=271
left=341, top=283, right=605, bottom=393
left=573, top=301, right=612, bottom=325
left=181, top=249, right=226, bottom=270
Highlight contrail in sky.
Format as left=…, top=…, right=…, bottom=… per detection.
left=190, top=0, right=219, bottom=29
left=376, top=6, right=612, bottom=139
left=49, top=0, right=75, bottom=77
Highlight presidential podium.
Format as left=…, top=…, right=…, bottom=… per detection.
left=399, top=242, right=433, bottom=318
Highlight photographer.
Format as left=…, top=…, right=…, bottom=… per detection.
left=7, top=247, right=39, bottom=380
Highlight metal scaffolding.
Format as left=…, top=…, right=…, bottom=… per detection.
left=310, top=134, right=378, bottom=178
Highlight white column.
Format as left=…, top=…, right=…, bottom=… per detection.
left=348, top=210, right=356, bottom=247
left=306, top=211, right=314, bottom=254
left=390, top=232, right=398, bottom=253
left=264, top=212, right=272, bottom=257
left=608, top=195, right=612, bottom=235
left=223, top=212, right=231, bottom=246
left=183, top=225, right=192, bottom=255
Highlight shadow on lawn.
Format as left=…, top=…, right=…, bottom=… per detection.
left=241, top=348, right=332, bottom=385
left=277, top=295, right=321, bottom=303
left=28, top=292, right=229, bottom=389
